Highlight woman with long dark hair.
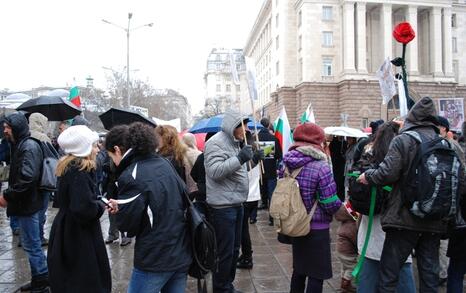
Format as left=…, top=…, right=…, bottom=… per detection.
left=105, top=123, right=191, bottom=293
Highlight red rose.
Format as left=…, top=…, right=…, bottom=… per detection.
left=393, top=22, right=415, bottom=44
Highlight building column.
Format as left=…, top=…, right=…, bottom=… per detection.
left=356, top=2, right=367, bottom=73
left=443, top=7, right=453, bottom=77
left=407, top=6, right=419, bottom=75
left=430, top=6, right=443, bottom=76
left=381, top=3, right=392, bottom=60
left=343, top=1, right=356, bottom=73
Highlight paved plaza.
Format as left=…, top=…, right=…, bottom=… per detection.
left=0, top=204, right=454, bottom=293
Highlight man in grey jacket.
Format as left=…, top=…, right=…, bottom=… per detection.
left=205, top=109, right=262, bottom=293
left=358, top=97, right=450, bottom=292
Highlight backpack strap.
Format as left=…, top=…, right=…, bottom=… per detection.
left=286, top=166, right=304, bottom=179
left=308, top=200, right=319, bottom=220
left=403, top=130, right=422, bottom=144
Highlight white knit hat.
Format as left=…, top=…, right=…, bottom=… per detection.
left=58, top=125, right=99, bottom=157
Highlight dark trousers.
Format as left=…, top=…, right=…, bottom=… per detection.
left=447, top=257, right=466, bottom=293
left=211, top=206, right=243, bottom=293
left=241, top=201, right=258, bottom=258
left=379, top=229, right=441, bottom=293
left=290, top=271, right=323, bottom=293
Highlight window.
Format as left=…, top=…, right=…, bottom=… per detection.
left=362, top=118, right=369, bottom=128
left=216, top=54, right=221, bottom=61
left=322, top=31, right=333, bottom=47
left=226, top=84, right=231, bottom=92
left=298, top=35, right=302, bottom=51
left=322, top=6, right=333, bottom=21
left=452, top=14, right=457, bottom=28
left=276, top=14, right=279, bottom=27
left=276, top=36, right=279, bottom=50
left=276, top=61, right=280, bottom=75
left=298, top=58, right=303, bottom=81
left=236, top=85, right=240, bottom=92
left=453, top=37, right=458, bottom=53
left=453, top=60, right=459, bottom=81
left=322, top=58, right=333, bottom=76
left=298, top=10, right=302, bottom=27
left=216, top=74, right=221, bottom=81
left=216, top=84, right=221, bottom=92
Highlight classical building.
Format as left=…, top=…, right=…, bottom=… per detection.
left=203, top=48, right=251, bottom=115
left=244, top=0, right=466, bottom=129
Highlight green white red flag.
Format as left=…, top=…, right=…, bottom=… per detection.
left=69, top=86, right=81, bottom=107
left=300, top=103, right=316, bottom=124
left=274, top=106, right=293, bottom=155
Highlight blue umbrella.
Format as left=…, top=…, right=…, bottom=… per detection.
left=189, top=114, right=263, bottom=134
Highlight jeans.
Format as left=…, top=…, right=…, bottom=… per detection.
left=128, top=268, right=187, bottom=293
left=10, top=215, right=19, bottom=232
left=18, top=212, right=48, bottom=277
left=379, top=229, right=440, bottom=293
left=357, top=258, right=415, bottom=293
left=39, top=191, right=50, bottom=241
left=447, top=257, right=466, bottom=293
left=211, top=206, right=243, bottom=293
left=241, top=201, right=258, bottom=258
left=290, top=271, right=323, bottom=293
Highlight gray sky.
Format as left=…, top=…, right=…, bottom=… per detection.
left=0, top=0, right=264, bottom=113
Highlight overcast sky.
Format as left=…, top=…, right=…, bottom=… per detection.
left=0, top=0, right=264, bottom=113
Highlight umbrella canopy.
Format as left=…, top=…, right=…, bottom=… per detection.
left=99, top=108, right=157, bottom=130
left=16, top=96, right=82, bottom=121
left=189, top=114, right=264, bottom=134
left=324, top=126, right=368, bottom=138
left=47, top=89, right=70, bottom=98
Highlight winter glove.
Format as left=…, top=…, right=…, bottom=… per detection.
left=237, top=145, right=253, bottom=165
left=252, top=149, right=265, bottom=164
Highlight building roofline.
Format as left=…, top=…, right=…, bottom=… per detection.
left=244, top=0, right=272, bottom=55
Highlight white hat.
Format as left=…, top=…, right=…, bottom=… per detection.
left=58, top=125, right=99, bottom=157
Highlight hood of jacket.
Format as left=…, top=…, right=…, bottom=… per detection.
left=29, top=113, right=51, bottom=143
left=401, top=96, right=439, bottom=133
left=283, top=146, right=327, bottom=169
left=221, top=109, right=249, bottom=141
left=4, top=112, right=30, bottom=143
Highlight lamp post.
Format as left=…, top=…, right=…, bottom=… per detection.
left=102, top=13, right=153, bottom=108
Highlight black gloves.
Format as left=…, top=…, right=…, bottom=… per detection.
left=237, top=145, right=253, bottom=165
left=252, top=149, right=265, bottom=164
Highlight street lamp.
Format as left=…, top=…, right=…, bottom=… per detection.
left=102, top=13, right=153, bottom=108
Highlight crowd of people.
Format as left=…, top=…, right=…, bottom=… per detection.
left=0, top=96, right=465, bottom=293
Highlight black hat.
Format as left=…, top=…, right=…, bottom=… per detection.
left=437, top=116, right=450, bottom=131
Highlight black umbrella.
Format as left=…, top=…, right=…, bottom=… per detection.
left=16, top=96, right=82, bottom=121
left=99, top=108, right=157, bottom=130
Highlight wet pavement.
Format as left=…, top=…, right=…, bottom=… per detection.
left=0, top=204, right=453, bottom=292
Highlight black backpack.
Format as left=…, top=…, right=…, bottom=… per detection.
left=29, top=137, right=59, bottom=191
left=182, top=191, right=217, bottom=293
left=403, top=131, right=462, bottom=220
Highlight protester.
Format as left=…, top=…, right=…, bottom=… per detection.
left=255, top=117, right=282, bottom=225
left=105, top=123, right=191, bottom=293
left=355, top=121, right=415, bottom=293
left=279, top=122, right=342, bottom=293
left=329, top=135, right=348, bottom=201
left=335, top=205, right=358, bottom=292
left=29, top=113, right=52, bottom=246
left=0, top=112, right=49, bottom=293
left=182, top=132, right=202, bottom=197
left=446, top=193, right=466, bottom=292
left=358, top=97, right=450, bottom=292
left=343, top=137, right=357, bottom=198
left=48, top=125, right=113, bottom=293
left=237, top=131, right=261, bottom=270
left=204, top=109, right=262, bottom=292
left=155, top=125, right=188, bottom=181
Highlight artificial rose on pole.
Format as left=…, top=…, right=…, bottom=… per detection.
left=392, top=22, right=416, bottom=109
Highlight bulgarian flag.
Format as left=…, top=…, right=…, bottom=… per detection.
left=69, top=86, right=81, bottom=107
left=274, top=106, right=293, bottom=155
left=300, top=103, right=316, bottom=124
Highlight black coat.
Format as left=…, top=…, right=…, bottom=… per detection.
left=258, top=128, right=282, bottom=179
left=115, top=151, right=192, bottom=273
left=3, top=112, right=43, bottom=216
left=47, top=165, right=111, bottom=293
left=190, top=153, right=206, bottom=202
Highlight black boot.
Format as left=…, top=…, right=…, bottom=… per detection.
left=31, top=274, right=50, bottom=293
left=19, top=282, right=31, bottom=291
left=237, top=255, right=253, bottom=269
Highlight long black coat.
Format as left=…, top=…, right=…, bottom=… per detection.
left=47, top=165, right=111, bottom=293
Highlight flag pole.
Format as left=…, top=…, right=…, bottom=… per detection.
left=250, top=98, right=265, bottom=185
left=240, top=119, right=253, bottom=171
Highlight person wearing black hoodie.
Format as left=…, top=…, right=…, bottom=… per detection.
left=0, top=112, right=49, bottom=293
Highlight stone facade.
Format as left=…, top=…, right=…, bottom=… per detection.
left=244, top=0, right=466, bottom=129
